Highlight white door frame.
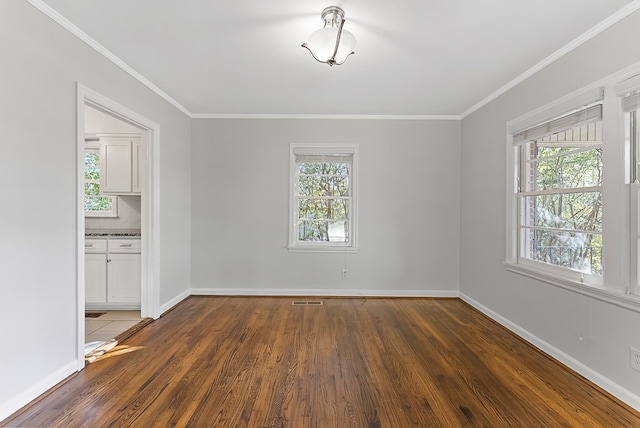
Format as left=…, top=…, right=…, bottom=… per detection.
left=76, top=83, right=161, bottom=370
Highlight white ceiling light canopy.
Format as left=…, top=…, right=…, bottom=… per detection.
left=302, top=6, right=356, bottom=67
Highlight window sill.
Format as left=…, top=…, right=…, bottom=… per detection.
left=85, top=212, right=118, bottom=218
left=504, top=261, right=640, bottom=313
left=288, top=245, right=359, bottom=254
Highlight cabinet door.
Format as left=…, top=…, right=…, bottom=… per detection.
left=100, top=138, right=132, bottom=194
left=107, top=253, right=141, bottom=303
left=85, top=253, right=107, bottom=303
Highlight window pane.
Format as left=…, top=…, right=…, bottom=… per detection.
left=297, top=161, right=350, bottom=198
left=521, top=192, right=602, bottom=232
left=298, top=199, right=349, bottom=220
left=298, top=174, right=350, bottom=197
left=524, top=145, right=602, bottom=191
left=84, top=151, right=99, bottom=167
left=522, top=228, right=602, bottom=275
left=298, top=220, right=348, bottom=242
left=84, top=149, right=114, bottom=213
left=297, top=162, right=350, bottom=176
left=85, top=152, right=100, bottom=180
left=85, top=167, right=100, bottom=181
left=85, top=182, right=101, bottom=196
left=85, top=196, right=113, bottom=211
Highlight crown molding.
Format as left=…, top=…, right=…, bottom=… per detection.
left=25, top=0, right=193, bottom=118
left=191, top=113, right=461, bottom=120
left=460, top=0, right=640, bottom=119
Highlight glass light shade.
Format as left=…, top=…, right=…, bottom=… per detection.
left=306, top=27, right=356, bottom=64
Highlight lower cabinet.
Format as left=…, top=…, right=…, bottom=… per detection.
left=85, top=237, right=140, bottom=309
left=85, top=253, right=107, bottom=303
left=108, top=253, right=141, bottom=303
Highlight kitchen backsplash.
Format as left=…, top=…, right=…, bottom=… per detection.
left=85, top=195, right=141, bottom=231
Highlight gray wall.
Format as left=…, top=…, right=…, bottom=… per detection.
left=0, top=0, right=191, bottom=416
left=191, top=119, right=461, bottom=295
left=460, top=10, right=640, bottom=400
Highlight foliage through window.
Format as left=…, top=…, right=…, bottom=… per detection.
left=290, top=146, right=358, bottom=251
left=515, top=104, right=603, bottom=277
left=85, top=146, right=117, bottom=217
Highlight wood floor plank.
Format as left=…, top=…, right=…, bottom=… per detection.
left=3, top=297, right=640, bottom=427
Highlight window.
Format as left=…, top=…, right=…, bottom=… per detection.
left=516, top=105, right=603, bottom=278
left=505, top=71, right=640, bottom=307
left=289, top=144, right=358, bottom=252
left=506, top=88, right=605, bottom=287
left=84, top=143, right=117, bottom=217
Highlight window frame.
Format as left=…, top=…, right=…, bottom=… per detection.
left=288, top=143, right=359, bottom=253
left=515, top=103, right=604, bottom=285
left=627, top=109, right=640, bottom=297
left=84, top=142, right=118, bottom=218
left=620, top=75, right=640, bottom=297
left=505, top=83, right=638, bottom=308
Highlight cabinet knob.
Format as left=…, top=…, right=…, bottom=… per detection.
left=107, top=258, right=111, bottom=263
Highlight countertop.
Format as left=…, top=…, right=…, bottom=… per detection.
left=85, top=229, right=141, bottom=237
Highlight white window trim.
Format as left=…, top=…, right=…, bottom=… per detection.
left=505, top=77, right=638, bottom=309
left=504, top=260, right=640, bottom=313
left=620, top=74, right=640, bottom=297
left=288, top=143, right=359, bottom=253
left=84, top=142, right=118, bottom=218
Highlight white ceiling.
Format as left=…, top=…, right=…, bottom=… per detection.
left=36, top=0, right=638, bottom=117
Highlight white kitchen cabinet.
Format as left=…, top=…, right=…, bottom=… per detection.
left=85, top=238, right=108, bottom=253
left=108, top=253, right=141, bottom=303
left=85, top=237, right=141, bottom=309
left=85, top=239, right=108, bottom=304
left=100, top=136, right=142, bottom=195
left=107, top=238, right=141, bottom=253
left=85, top=253, right=107, bottom=303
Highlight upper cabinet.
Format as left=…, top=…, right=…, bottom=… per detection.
left=100, top=136, right=143, bottom=195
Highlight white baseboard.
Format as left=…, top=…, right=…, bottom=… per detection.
left=459, top=292, right=640, bottom=412
left=159, top=289, right=191, bottom=315
left=0, top=360, right=78, bottom=422
left=189, top=287, right=459, bottom=298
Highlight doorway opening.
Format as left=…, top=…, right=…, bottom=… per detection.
left=76, top=84, right=160, bottom=369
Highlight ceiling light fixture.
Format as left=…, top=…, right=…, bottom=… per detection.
left=301, top=6, right=356, bottom=66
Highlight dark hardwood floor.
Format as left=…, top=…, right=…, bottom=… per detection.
left=4, top=296, right=640, bottom=427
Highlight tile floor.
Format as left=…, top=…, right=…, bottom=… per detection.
left=85, top=310, right=142, bottom=343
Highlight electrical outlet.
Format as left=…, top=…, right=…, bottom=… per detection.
left=341, top=269, right=348, bottom=279
left=630, top=347, right=640, bottom=372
